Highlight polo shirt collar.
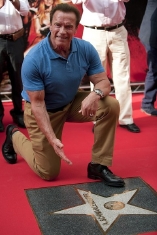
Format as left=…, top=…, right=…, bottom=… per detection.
left=45, top=32, right=77, bottom=59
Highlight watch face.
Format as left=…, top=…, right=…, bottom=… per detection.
left=96, top=89, right=101, bottom=93
left=94, top=89, right=104, bottom=98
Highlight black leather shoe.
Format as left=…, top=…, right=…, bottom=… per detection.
left=119, top=123, right=140, bottom=133
left=10, top=109, right=26, bottom=128
left=2, top=124, right=18, bottom=164
left=87, top=163, right=125, bottom=187
left=0, top=119, right=4, bottom=132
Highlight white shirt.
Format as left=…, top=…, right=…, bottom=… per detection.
left=0, top=0, right=29, bottom=34
left=71, top=0, right=130, bottom=26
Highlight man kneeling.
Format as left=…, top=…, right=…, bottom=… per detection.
left=2, top=3, right=124, bottom=187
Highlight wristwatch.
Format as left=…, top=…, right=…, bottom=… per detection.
left=93, top=89, right=104, bottom=99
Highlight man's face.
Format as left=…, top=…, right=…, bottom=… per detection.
left=49, top=10, right=77, bottom=50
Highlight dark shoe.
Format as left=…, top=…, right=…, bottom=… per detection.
left=0, top=119, right=4, bottom=132
left=119, top=123, right=140, bottom=133
left=141, top=107, right=157, bottom=116
left=87, top=163, right=125, bottom=187
left=10, top=109, right=25, bottom=128
left=2, top=124, right=18, bottom=164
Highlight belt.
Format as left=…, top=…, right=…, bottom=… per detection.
left=26, top=101, right=67, bottom=113
left=47, top=105, right=67, bottom=113
left=0, top=28, right=24, bottom=41
left=84, top=22, right=124, bottom=31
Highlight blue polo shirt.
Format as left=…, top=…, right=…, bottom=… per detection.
left=21, top=33, right=104, bottom=109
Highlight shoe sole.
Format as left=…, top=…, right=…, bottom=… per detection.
left=141, top=109, right=157, bottom=116
left=141, top=109, right=151, bottom=116
left=88, top=174, right=125, bottom=187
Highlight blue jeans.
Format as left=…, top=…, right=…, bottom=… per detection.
left=142, top=44, right=157, bottom=109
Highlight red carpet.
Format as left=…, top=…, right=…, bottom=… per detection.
left=0, top=94, right=157, bottom=235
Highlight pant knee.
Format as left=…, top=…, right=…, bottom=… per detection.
left=109, top=97, right=120, bottom=116
left=101, top=96, right=120, bottom=117
left=36, top=165, right=60, bottom=181
left=39, top=171, right=60, bottom=181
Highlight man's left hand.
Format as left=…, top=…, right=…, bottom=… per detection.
left=79, top=91, right=100, bottom=117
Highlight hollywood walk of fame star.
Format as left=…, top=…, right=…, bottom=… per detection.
left=53, top=188, right=157, bottom=232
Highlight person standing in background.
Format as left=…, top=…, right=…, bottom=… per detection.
left=71, top=0, right=140, bottom=133
left=24, top=0, right=60, bottom=54
left=139, top=0, right=157, bottom=116
left=34, top=0, right=60, bottom=36
left=0, top=0, right=29, bottom=132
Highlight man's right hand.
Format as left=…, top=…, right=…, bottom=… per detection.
left=52, top=138, right=72, bottom=165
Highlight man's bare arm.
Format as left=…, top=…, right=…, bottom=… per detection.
left=90, top=71, right=111, bottom=96
left=79, top=72, right=111, bottom=116
left=27, top=90, right=72, bottom=165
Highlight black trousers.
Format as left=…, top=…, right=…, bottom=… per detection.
left=0, top=37, right=24, bottom=118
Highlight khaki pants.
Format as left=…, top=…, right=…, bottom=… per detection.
left=13, top=90, right=119, bottom=180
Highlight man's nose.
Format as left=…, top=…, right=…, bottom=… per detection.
left=59, top=26, right=66, bottom=33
